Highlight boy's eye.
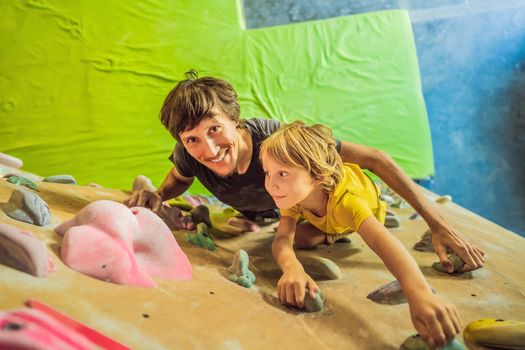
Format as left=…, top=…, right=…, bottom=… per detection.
left=279, top=171, right=288, bottom=177
left=210, top=125, right=221, bottom=133
left=186, top=137, right=197, bottom=144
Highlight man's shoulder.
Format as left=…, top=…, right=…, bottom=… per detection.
left=244, top=117, right=281, bottom=136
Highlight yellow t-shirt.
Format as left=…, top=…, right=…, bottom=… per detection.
left=281, top=163, right=386, bottom=234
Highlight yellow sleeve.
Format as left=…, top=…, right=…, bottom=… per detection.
left=281, top=205, right=302, bottom=221
left=336, top=194, right=374, bottom=232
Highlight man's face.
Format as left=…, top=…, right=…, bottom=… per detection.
left=179, top=111, right=240, bottom=177
left=261, top=154, right=317, bottom=210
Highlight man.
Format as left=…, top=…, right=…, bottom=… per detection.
left=126, top=70, right=485, bottom=273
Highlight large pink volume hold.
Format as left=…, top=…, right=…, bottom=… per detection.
left=55, top=200, right=192, bottom=287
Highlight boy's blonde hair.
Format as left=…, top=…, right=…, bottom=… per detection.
left=260, top=121, right=343, bottom=192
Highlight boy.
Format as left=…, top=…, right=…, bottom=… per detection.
left=260, top=121, right=461, bottom=348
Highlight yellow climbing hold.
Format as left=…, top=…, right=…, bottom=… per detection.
left=463, top=318, right=525, bottom=349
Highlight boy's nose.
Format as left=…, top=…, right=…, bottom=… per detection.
left=267, top=177, right=278, bottom=191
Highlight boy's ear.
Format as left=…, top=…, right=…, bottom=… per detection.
left=312, top=176, right=323, bottom=185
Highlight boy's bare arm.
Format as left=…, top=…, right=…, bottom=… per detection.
left=358, top=216, right=461, bottom=348
left=272, top=216, right=301, bottom=272
left=125, top=166, right=193, bottom=212
left=272, top=216, right=318, bottom=308
left=339, top=141, right=485, bottom=272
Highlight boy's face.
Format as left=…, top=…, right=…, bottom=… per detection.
left=261, top=154, right=318, bottom=210
left=179, top=110, right=240, bottom=177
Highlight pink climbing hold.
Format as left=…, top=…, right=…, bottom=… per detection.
left=0, top=308, right=97, bottom=350
left=55, top=200, right=192, bottom=287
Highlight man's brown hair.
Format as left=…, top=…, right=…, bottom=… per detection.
left=160, top=69, right=241, bottom=140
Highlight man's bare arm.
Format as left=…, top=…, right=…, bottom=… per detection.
left=339, top=141, right=485, bottom=272
left=125, top=166, right=193, bottom=212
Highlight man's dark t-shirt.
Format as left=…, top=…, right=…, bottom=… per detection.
left=169, top=117, right=341, bottom=220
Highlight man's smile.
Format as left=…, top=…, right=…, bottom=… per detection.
left=207, top=147, right=229, bottom=163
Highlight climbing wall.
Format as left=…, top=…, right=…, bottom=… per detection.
left=0, top=174, right=524, bottom=349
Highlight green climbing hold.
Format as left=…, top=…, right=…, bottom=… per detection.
left=401, top=334, right=465, bottom=350
left=6, top=175, right=38, bottom=191
left=304, top=289, right=324, bottom=312
left=227, top=249, right=256, bottom=288
left=184, top=223, right=216, bottom=251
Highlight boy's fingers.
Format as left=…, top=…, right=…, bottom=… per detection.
left=438, top=312, right=457, bottom=343
left=414, top=320, right=434, bottom=349
left=451, top=307, right=462, bottom=334
left=435, top=245, right=454, bottom=273
left=425, top=317, right=447, bottom=348
left=460, top=247, right=485, bottom=272
left=294, top=283, right=305, bottom=308
left=285, top=285, right=297, bottom=306
left=306, top=281, right=319, bottom=298
left=277, top=284, right=283, bottom=303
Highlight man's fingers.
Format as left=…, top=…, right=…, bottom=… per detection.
left=137, top=191, right=149, bottom=208
left=125, top=193, right=138, bottom=207
left=227, top=217, right=260, bottom=232
left=152, top=200, right=162, bottom=213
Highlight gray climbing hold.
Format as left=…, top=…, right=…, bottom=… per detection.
left=0, top=223, right=50, bottom=277
left=390, top=198, right=409, bottom=209
left=380, top=194, right=395, bottom=205
left=401, top=334, right=465, bottom=350
left=43, top=174, right=77, bottom=185
left=298, top=256, right=342, bottom=280
left=367, top=280, right=407, bottom=305
left=384, top=214, right=400, bottom=228
left=190, top=204, right=212, bottom=227
left=432, top=254, right=465, bottom=274
left=227, top=249, right=256, bottom=288
left=2, top=189, right=50, bottom=226
left=304, top=289, right=324, bottom=312
left=409, top=212, right=420, bottom=220
left=414, top=230, right=434, bottom=252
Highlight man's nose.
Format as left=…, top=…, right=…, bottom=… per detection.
left=203, top=138, right=219, bottom=156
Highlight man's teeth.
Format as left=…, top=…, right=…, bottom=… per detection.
left=210, top=149, right=227, bottom=163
